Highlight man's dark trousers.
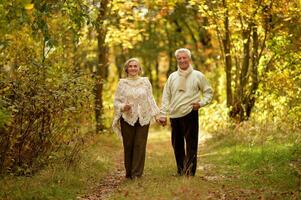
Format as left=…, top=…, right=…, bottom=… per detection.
left=170, top=110, right=199, bottom=176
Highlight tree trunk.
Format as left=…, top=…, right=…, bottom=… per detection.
left=95, top=0, right=110, bottom=133
left=234, top=29, right=251, bottom=121
left=245, top=24, right=259, bottom=118
left=222, top=0, right=233, bottom=109
left=231, top=24, right=260, bottom=121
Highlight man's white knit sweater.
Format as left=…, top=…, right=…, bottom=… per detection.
left=161, top=69, right=213, bottom=118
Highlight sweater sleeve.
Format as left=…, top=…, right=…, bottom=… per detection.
left=112, top=80, right=126, bottom=139
left=114, top=80, right=125, bottom=112
left=160, top=76, right=171, bottom=116
left=198, top=75, right=213, bottom=107
left=144, top=78, right=160, bottom=116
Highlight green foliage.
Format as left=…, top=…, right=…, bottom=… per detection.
left=0, top=0, right=94, bottom=175
left=258, top=32, right=301, bottom=127
left=199, top=101, right=230, bottom=132
left=188, top=0, right=301, bottom=121
left=0, top=105, right=10, bottom=130
left=0, top=63, right=94, bottom=175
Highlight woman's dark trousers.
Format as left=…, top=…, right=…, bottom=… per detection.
left=120, top=118, right=149, bottom=179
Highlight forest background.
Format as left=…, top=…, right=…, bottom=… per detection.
left=0, top=0, right=300, bottom=198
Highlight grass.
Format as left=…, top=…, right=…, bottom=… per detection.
left=0, top=133, right=122, bottom=200
left=0, top=124, right=300, bottom=199
left=199, top=129, right=301, bottom=199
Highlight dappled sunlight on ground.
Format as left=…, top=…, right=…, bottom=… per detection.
left=199, top=131, right=212, bottom=144
left=148, top=125, right=170, bottom=142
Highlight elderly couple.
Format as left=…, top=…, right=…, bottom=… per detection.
left=112, top=48, right=213, bottom=179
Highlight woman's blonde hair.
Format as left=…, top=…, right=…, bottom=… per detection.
left=124, top=58, right=142, bottom=76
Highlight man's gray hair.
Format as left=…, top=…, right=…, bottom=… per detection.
left=175, top=48, right=192, bottom=59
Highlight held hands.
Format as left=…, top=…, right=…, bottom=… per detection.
left=156, top=116, right=167, bottom=126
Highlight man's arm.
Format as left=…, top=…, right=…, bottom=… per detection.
left=198, top=75, right=213, bottom=107
left=159, top=77, right=172, bottom=126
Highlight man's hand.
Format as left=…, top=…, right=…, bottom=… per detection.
left=191, top=102, right=201, bottom=110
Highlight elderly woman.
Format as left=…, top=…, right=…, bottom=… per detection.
left=112, top=58, right=160, bottom=179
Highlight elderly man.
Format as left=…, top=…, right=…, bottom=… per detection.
left=158, top=48, right=213, bottom=176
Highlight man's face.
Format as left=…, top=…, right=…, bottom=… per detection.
left=176, top=52, right=190, bottom=70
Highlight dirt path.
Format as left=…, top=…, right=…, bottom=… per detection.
left=78, top=131, right=214, bottom=200
left=78, top=150, right=125, bottom=200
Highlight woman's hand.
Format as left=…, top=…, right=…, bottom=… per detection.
left=123, top=104, right=131, bottom=112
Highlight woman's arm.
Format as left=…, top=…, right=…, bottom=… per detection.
left=144, top=78, right=160, bottom=116
left=114, top=80, right=126, bottom=112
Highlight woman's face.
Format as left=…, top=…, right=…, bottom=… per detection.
left=127, top=61, right=140, bottom=77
